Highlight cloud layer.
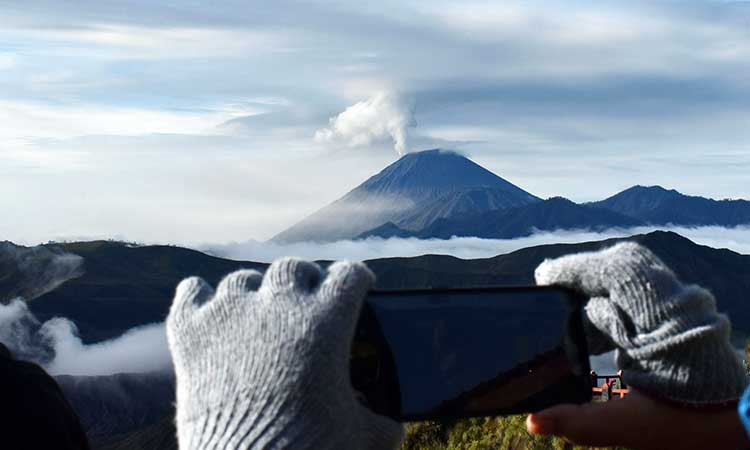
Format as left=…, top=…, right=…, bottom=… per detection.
left=0, top=298, right=171, bottom=376
left=203, top=225, right=750, bottom=263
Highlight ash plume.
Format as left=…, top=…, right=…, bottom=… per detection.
left=315, top=92, right=416, bottom=155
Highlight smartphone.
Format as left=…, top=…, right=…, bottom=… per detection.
left=350, top=286, right=591, bottom=421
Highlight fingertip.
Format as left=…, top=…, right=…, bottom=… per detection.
left=327, top=260, right=375, bottom=292
left=321, top=261, right=375, bottom=306
left=216, top=269, right=263, bottom=297
left=534, top=255, right=579, bottom=287
left=526, top=411, right=556, bottom=436
left=318, top=261, right=374, bottom=322
left=534, top=258, right=555, bottom=285
left=170, top=276, right=214, bottom=319
left=264, top=257, right=323, bottom=293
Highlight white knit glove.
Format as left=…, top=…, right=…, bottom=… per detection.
left=535, top=242, right=747, bottom=405
left=166, top=258, right=404, bottom=450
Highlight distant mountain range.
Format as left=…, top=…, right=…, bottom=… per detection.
left=274, top=149, right=750, bottom=241
left=590, top=185, right=750, bottom=226
left=361, top=197, right=643, bottom=239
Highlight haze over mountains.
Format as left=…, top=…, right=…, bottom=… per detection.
left=275, top=149, right=750, bottom=242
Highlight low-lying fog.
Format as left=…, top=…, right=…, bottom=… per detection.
left=1, top=225, right=748, bottom=377
left=202, top=225, right=750, bottom=262
left=0, top=299, right=170, bottom=376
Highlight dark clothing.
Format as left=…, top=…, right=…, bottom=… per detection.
left=0, top=343, right=90, bottom=450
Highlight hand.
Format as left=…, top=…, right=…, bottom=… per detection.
left=535, top=242, right=747, bottom=405
left=166, top=258, right=403, bottom=450
left=529, top=242, right=749, bottom=449
left=526, top=388, right=748, bottom=450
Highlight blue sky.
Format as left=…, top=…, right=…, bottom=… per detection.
left=3, top=0, right=750, bottom=245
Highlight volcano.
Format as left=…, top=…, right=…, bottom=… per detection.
left=272, top=149, right=540, bottom=242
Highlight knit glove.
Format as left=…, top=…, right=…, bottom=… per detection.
left=535, top=242, right=748, bottom=405
left=166, top=258, right=404, bottom=450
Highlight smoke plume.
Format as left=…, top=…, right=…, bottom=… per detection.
left=314, top=92, right=416, bottom=155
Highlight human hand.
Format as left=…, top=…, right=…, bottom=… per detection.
left=166, top=258, right=403, bottom=450
left=526, top=388, right=747, bottom=450
left=535, top=242, right=747, bottom=405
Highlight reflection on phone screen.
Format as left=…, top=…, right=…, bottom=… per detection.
left=352, top=289, right=589, bottom=419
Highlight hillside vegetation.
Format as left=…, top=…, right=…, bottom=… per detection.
left=401, top=416, right=626, bottom=450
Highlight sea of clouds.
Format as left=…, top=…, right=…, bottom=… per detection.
left=2, top=225, right=749, bottom=377
left=202, top=225, right=750, bottom=263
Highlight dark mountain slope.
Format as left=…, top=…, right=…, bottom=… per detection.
left=272, top=149, right=539, bottom=242
left=361, top=197, right=644, bottom=239
left=56, top=373, right=175, bottom=442
left=29, top=241, right=265, bottom=343
left=95, top=413, right=176, bottom=450
left=394, top=187, right=539, bottom=232
left=591, top=185, right=750, bottom=226
left=0, top=241, right=84, bottom=303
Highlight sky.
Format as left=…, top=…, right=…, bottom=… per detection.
left=2, top=0, right=750, bottom=246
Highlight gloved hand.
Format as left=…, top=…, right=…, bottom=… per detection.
left=535, top=242, right=747, bottom=405
left=166, top=258, right=404, bottom=450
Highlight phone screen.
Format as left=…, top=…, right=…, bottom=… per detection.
left=351, top=287, right=590, bottom=421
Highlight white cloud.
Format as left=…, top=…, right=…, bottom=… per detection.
left=202, top=225, right=750, bottom=263
left=41, top=319, right=171, bottom=376
left=0, top=100, right=260, bottom=144
left=315, top=92, right=417, bottom=155
left=1, top=24, right=296, bottom=61
left=0, top=299, right=46, bottom=362
left=0, top=52, right=17, bottom=69
left=0, top=299, right=171, bottom=376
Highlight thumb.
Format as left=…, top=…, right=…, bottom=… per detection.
left=534, top=251, right=611, bottom=297
left=526, top=399, right=647, bottom=448
left=527, top=391, right=746, bottom=450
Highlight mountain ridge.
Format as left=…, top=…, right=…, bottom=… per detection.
left=273, top=149, right=750, bottom=242
left=590, top=185, right=750, bottom=226
left=360, top=197, right=645, bottom=239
